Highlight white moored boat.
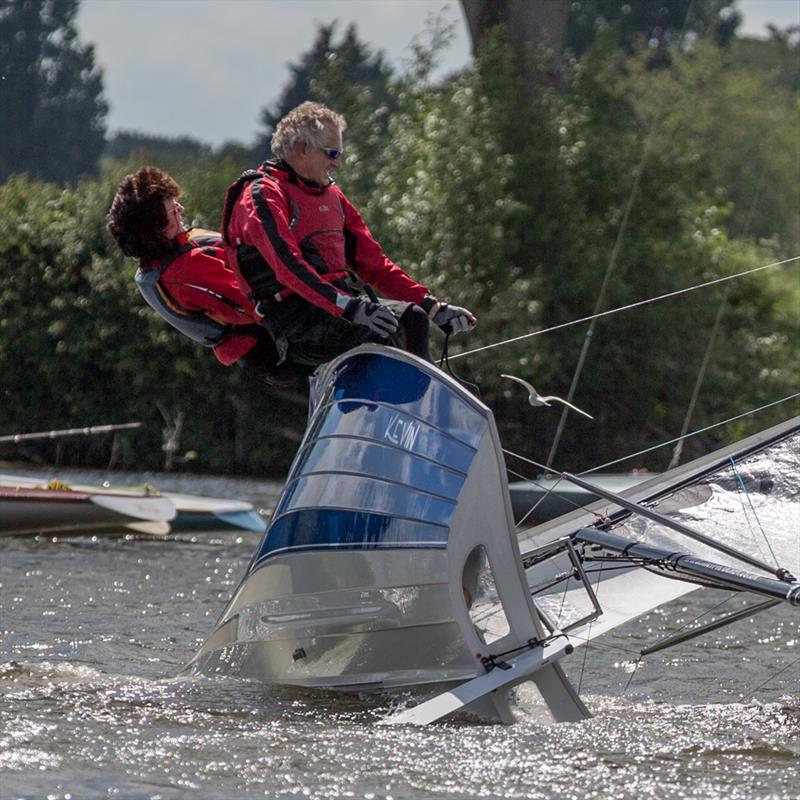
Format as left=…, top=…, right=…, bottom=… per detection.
left=0, top=473, right=264, bottom=535
left=0, top=483, right=175, bottom=536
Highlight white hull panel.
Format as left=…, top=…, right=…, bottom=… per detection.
left=187, top=548, right=478, bottom=689
left=188, top=347, right=590, bottom=724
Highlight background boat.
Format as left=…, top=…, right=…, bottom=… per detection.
left=508, top=473, right=649, bottom=525
left=0, top=483, right=175, bottom=536
left=0, top=472, right=265, bottom=536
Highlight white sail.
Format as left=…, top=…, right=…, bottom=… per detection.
left=519, top=418, right=800, bottom=644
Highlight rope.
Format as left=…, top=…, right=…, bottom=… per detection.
left=438, top=332, right=481, bottom=397
left=449, top=256, right=799, bottom=361
left=581, top=392, right=800, bottom=474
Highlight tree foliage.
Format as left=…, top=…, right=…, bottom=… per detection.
left=252, top=21, right=394, bottom=163
left=0, top=168, right=309, bottom=473
left=0, top=0, right=107, bottom=183
left=349, top=24, right=798, bottom=471
left=564, top=0, right=737, bottom=56
left=103, top=131, right=212, bottom=165
left=1, top=11, right=797, bottom=477
left=461, top=0, right=739, bottom=67
left=625, top=36, right=800, bottom=250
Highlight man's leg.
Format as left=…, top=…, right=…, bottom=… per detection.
left=395, top=303, right=432, bottom=362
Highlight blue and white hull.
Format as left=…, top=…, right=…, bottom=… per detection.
left=186, top=346, right=589, bottom=722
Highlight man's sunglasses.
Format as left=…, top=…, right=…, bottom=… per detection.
left=319, top=146, right=343, bottom=160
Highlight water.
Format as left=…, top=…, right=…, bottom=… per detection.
left=1, top=469, right=798, bottom=800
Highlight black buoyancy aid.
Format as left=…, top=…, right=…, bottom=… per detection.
left=220, top=168, right=280, bottom=302
left=135, top=239, right=240, bottom=347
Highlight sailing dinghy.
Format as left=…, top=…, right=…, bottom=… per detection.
left=186, top=345, right=799, bottom=725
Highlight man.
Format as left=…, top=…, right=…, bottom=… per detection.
left=107, top=166, right=304, bottom=387
left=221, top=101, right=476, bottom=367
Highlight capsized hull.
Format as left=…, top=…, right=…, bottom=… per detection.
left=187, top=346, right=589, bottom=725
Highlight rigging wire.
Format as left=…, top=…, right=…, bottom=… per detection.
left=668, top=156, right=771, bottom=469
left=561, top=632, right=642, bottom=657
left=729, top=454, right=779, bottom=568
left=504, top=463, right=593, bottom=527
left=449, top=256, right=799, bottom=362
left=620, top=656, right=644, bottom=698
left=506, top=465, right=557, bottom=526
left=575, top=542, right=612, bottom=695
left=668, top=287, right=728, bottom=469
left=740, top=654, right=800, bottom=702
left=544, top=118, right=656, bottom=469
left=580, top=392, right=800, bottom=474
left=544, top=0, right=701, bottom=468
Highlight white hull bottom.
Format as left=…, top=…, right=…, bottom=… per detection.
left=186, top=549, right=480, bottom=691
left=184, top=547, right=588, bottom=725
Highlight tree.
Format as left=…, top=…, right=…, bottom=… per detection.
left=0, top=0, right=107, bottom=184
left=357, top=25, right=798, bottom=472
left=252, top=22, right=394, bottom=161
left=461, top=0, right=569, bottom=57
left=104, top=131, right=212, bottom=165
left=564, top=0, right=737, bottom=57
left=731, top=24, right=800, bottom=92
left=626, top=38, right=800, bottom=250
left=460, top=0, right=738, bottom=74
left=0, top=166, right=310, bottom=475
left=461, top=0, right=569, bottom=89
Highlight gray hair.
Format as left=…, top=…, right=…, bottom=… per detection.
left=271, top=101, right=347, bottom=160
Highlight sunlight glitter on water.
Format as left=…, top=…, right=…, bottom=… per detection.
left=1, top=465, right=798, bottom=799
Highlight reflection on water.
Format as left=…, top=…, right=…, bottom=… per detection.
left=1, top=469, right=798, bottom=799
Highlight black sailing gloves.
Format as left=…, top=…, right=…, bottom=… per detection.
left=343, top=294, right=476, bottom=339
left=343, top=297, right=400, bottom=337
left=420, top=295, right=477, bottom=335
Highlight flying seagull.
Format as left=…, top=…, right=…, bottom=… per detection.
left=500, top=374, right=594, bottom=420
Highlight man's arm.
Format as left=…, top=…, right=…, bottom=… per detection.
left=340, top=193, right=429, bottom=303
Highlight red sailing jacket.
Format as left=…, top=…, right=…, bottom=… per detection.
left=222, top=161, right=429, bottom=317
left=144, top=229, right=259, bottom=365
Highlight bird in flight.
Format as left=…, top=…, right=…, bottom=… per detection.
left=500, top=374, right=594, bottom=420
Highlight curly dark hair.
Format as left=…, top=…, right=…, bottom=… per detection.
left=106, top=166, right=181, bottom=262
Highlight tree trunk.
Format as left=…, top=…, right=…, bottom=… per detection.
left=461, top=0, right=569, bottom=78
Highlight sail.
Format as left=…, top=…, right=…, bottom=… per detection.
left=518, top=417, right=800, bottom=643
left=598, top=419, right=798, bottom=573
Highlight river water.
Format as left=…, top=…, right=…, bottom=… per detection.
left=1, top=467, right=798, bottom=800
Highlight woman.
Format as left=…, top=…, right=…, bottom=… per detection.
left=107, top=166, right=304, bottom=387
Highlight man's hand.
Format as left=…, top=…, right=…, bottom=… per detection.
left=420, top=296, right=476, bottom=335
left=343, top=297, right=399, bottom=337
left=432, top=304, right=476, bottom=334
